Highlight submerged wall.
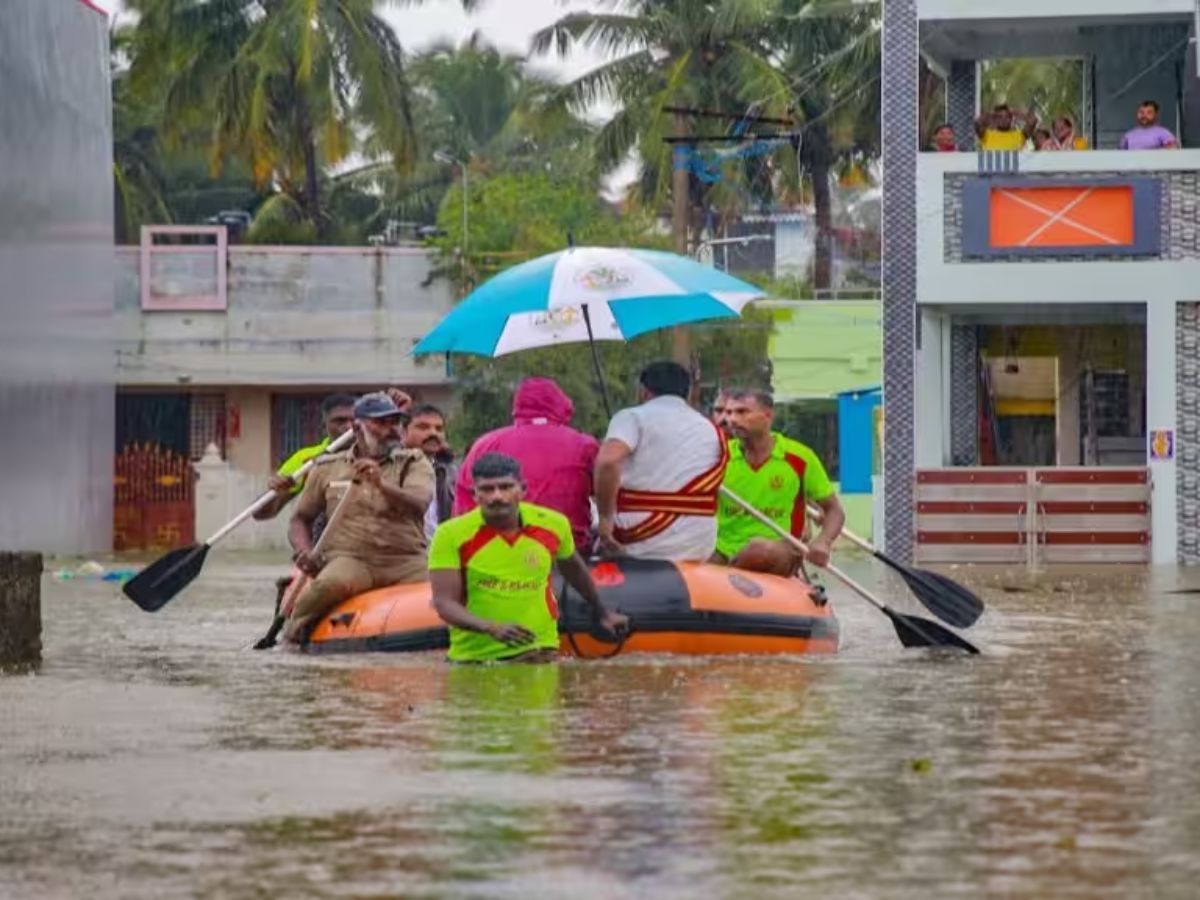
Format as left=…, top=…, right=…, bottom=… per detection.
left=0, top=1, right=115, bottom=554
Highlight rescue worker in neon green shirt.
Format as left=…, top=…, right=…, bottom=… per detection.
left=254, top=393, right=358, bottom=522
left=429, top=453, right=628, bottom=663
left=714, top=387, right=846, bottom=577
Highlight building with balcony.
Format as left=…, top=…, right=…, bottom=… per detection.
left=115, top=228, right=456, bottom=551
left=881, top=0, right=1199, bottom=565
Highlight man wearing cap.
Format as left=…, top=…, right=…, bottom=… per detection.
left=283, top=392, right=435, bottom=644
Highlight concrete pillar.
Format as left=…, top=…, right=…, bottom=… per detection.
left=0, top=551, right=42, bottom=668
left=946, top=61, right=977, bottom=149
left=1058, top=338, right=1082, bottom=466
left=1148, top=300, right=1177, bottom=564
left=915, top=308, right=948, bottom=467
left=194, top=443, right=232, bottom=550
left=949, top=323, right=979, bottom=465
left=881, top=0, right=919, bottom=561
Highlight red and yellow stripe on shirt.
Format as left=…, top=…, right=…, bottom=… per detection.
left=614, top=425, right=730, bottom=544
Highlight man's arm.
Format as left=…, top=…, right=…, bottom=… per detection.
left=430, top=569, right=535, bottom=646
left=593, top=439, right=632, bottom=520
left=806, top=494, right=846, bottom=567
left=355, top=455, right=434, bottom=515
left=556, top=553, right=628, bottom=636
left=1020, top=109, right=1039, bottom=139
left=254, top=474, right=295, bottom=521
left=974, top=112, right=989, bottom=139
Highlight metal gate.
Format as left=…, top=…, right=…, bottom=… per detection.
left=113, top=443, right=195, bottom=552
left=915, top=467, right=1151, bottom=566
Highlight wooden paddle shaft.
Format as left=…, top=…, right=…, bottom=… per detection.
left=719, top=486, right=885, bottom=613
left=206, top=430, right=355, bottom=546
left=805, top=502, right=872, bottom=554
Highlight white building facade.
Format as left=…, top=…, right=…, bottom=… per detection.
left=882, top=0, right=1200, bottom=565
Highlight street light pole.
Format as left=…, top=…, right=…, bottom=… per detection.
left=434, top=150, right=469, bottom=280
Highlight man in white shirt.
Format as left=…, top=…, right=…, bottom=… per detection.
left=594, top=361, right=729, bottom=561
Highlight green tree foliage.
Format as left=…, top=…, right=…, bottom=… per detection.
left=981, top=58, right=1084, bottom=132
left=124, top=0, right=415, bottom=238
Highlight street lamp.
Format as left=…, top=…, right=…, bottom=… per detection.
left=693, top=233, right=773, bottom=271
left=434, top=151, right=468, bottom=271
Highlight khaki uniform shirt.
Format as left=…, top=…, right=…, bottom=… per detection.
left=295, top=447, right=435, bottom=568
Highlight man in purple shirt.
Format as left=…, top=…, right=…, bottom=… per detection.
left=1119, top=100, right=1178, bottom=150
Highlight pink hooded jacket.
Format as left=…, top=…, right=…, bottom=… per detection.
left=454, top=378, right=599, bottom=546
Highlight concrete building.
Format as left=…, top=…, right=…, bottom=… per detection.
left=116, top=230, right=456, bottom=550
left=0, top=0, right=115, bottom=555
left=882, top=0, right=1199, bottom=565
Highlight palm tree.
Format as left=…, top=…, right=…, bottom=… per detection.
left=341, top=35, right=596, bottom=238
left=767, top=0, right=880, bottom=289
left=124, top=0, right=414, bottom=237
left=531, top=0, right=880, bottom=290
left=531, top=1, right=787, bottom=235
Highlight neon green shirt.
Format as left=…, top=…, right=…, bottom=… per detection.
left=428, top=502, right=575, bottom=662
left=716, top=432, right=835, bottom=559
left=277, top=437, right=331, bottom=494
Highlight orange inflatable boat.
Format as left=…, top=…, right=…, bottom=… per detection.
left=306, top=558, right=839, bottom=657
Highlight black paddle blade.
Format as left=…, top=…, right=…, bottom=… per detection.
left=875, top=552, right=985, bottom=629
left=122, top=544, right=209, bottom=612
left=884, top=606, right=981, bottom=654
left=252, top=615, right=286, bottom=650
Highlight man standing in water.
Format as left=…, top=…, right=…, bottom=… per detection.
left=715, top=388, right=845, bottom=575
left=594, top=361, right=728, bottom=560
left=430, top=453, right=627, bottom=663
left=283, top=392, right=434, bottom=644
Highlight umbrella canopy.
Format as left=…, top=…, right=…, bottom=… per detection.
left=412, top=246, right=764, bottom=358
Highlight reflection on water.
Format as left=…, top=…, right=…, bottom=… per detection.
left=3, top=558, right=1200, bottom=898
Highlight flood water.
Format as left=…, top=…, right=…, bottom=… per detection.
left=4, top=555, right=1200, bottom=899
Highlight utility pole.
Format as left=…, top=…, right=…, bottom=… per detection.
left=671, top=111, right=691, bottom=365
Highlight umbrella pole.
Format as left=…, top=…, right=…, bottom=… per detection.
left=581, top=304, right=613, bottom=418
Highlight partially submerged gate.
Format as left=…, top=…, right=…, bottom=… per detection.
left=113, top=443, right=195, bottom=552
left=915, top=467, right=1151, bottom=566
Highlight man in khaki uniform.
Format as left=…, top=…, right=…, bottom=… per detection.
left=284, top=392, right=435, bottom=644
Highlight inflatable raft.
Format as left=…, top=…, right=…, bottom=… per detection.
left=306, top=558, right=839, bottom=657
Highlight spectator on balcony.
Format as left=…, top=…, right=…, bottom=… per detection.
left=975, top=104, right=1036, bottom=151
left=1049, top=115, right=1088, bottom=150
left=929, top=123, right=958, bottom=153
left=1033, top=128, right=1055, bottom=151
left=1119, top=100, right=1178, bottom=150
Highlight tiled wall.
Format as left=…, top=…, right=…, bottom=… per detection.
left=949, top=324, right=979, bottom=465
left=946, top=61, right=976, bottom=151
left=944, top=170, right=1197, bottom=263
left=881, top=0, right=918, bottom=562
left=1177, top=302, right=1200, bottom=563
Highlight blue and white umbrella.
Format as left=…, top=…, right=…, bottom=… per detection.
left=412, top=246, right=764, bottom=358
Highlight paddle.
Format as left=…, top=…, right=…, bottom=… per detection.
left=807, top=503, right=985, bottom=629
left=123, top=431, right=355, bottom=612
left=720, top=487, right=980, bottom=654
left=252, top=481, right=359, bottom=650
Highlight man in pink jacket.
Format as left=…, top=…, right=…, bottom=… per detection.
left=454, top=378, right=599, bottom=550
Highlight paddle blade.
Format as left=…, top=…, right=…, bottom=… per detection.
left=874, top=552, right=985, bottom=629
left=122, top=544, right=209, bottom=612
left=884, top=607, right=980, bottom=654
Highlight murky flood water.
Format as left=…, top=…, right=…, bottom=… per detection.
left=4, top=556, right=1200, bottom=898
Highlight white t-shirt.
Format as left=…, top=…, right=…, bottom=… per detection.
left=605, top=395, right=723, bottom=561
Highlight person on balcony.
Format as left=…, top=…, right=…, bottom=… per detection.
left=975, top=104, right=1036, bottom=151
left=1119, top=100, right=1178, bottom=150
left=929, top=123, right=959, bottom=153
left=1049, top=116, right=1088, bottom=150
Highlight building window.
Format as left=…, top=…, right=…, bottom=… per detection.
left=271, top=394, right=327, bottom=467
left=189, top=393, right=226, bottom=460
